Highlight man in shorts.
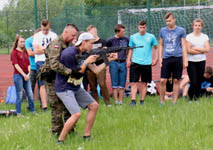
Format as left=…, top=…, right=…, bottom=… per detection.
left=107, top=24, right=129, bottom=105
left=127, top=20, right=158, bottom=106
left=159, top=12, right=188, bottom=104
left=55, top=32, right=117, bottom=143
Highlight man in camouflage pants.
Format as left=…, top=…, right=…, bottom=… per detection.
left=42, top=24, right=78, bottom=135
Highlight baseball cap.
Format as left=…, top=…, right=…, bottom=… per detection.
left=75, top=32, right=95, bottom=46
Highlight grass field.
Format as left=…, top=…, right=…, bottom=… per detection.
left=0, top=48, right=11, bottom=55
left=1, top=96, right=213, bottom=150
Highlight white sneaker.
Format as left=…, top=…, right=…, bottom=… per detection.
left=107, top=104, right=112, bottom=107
left=119, top=101, right=123, bottom=105
left=114, top=101, right=119, bottom=105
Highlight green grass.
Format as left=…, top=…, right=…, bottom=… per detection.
left=0, top=48, right=11, bottom=55
left=1, top=96, right=213, bottom=150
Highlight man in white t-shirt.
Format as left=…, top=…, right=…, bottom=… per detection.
left=33, top=19, right=57, bottom=111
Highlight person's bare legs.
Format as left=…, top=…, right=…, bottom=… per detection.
left=140, top=82, right=147, bottom=101
left=113, top=88, right=118, bottom=104
left=160, top=78, right=167, bottom=103
left=173, top=79, right=180, bottom=103
left=40, top=85, right=47, bottom=108
left=83, top=102, right=99, bottom=136
left=182, top=84, right=189, bottom=97
left=180, top=75, right=189, bottom=97
left=119, top=88, right=125, bottom=103
left=58, top=112, right=81, bottom=141
left=131, top=83, right=138, bottom=100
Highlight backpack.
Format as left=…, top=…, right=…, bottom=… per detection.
left=5, top=86, right=17, bottom=104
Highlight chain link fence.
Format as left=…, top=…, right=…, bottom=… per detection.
left=0, top=3, right=213, bottom=99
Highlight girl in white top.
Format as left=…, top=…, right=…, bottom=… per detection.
left=186, top=18, right=210, bottom=101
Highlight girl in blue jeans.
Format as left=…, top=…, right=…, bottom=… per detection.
left=11, top=35, right=35, bottom=115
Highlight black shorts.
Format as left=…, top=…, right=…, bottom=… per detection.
left=130, top=63, right=152, bottom=83
left=161, top=57, right=183, bottom=80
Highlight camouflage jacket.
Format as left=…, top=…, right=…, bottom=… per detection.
left=40, top=35, right=73, bottom=76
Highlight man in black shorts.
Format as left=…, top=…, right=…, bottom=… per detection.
left=127, top=20, right=158, bottom=105
left=159, top=12, right=188, bottom=104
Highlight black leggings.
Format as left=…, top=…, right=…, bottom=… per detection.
left=187, top=61, right=205, bottom=100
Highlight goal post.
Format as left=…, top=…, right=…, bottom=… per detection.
left=118, top=5, right=213, bottom=45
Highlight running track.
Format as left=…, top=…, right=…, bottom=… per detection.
left=1, top=48, right=213, bottom=99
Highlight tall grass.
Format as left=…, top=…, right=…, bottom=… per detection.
left=1, top=96, right=213, bottom=150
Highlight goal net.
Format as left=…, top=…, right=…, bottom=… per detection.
left=118, top=5, right=213, bottom=46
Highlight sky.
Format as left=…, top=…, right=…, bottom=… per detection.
left=0, top=0, right=9, bottom=10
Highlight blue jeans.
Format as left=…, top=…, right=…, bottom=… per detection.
left=13, top=74, right=35, bottom=114
left=109, top=61, right=127, bottom=88
left=36, top=61, right=45, bottom=86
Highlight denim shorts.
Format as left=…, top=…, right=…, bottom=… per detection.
left=36, top=61, right=45, bottom=86
left=109, top=61, right=127, bottom=89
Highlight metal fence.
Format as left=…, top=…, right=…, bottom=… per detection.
left=0, top=3, right=212, bottom=54
left=0, top=3, right=213, bottom=99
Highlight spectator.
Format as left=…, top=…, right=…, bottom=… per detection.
left=159, top=12, right=188, bottom=104
left=186, top=18, right=210, bottom=101
left=201, top=66, right=213, bottom=96
left=33, top=19, right=57, bottom=111
left=86, top=25, right=111, bottom=106
left=127, top=20, right=158, bottom=106
left=25, top=28, right=41, bottom=106
left=107, top=24, right=129, bottom=105
left=11, top=35, right=35, bottom=116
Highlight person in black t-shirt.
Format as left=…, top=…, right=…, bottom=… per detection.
left=85, top=25, right=111, bottom=105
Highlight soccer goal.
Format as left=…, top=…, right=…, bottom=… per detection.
left=118, top=5, right=213, bottom=43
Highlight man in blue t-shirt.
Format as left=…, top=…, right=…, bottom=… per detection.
left=25, top=28, right=41, bottom=104
left=159, top=12, right=188, bottom=104
left=127, top=20, right=158, bottom=106
left=107, top=24, right=129, bottom=105
left=55, top=32, right=117, bottom=143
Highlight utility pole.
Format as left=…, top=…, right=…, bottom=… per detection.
left=34, top=0, right=38, bottom=29
left=147, top=0, right=151, bottom=32
left=46, top=0, right=48, bottom=20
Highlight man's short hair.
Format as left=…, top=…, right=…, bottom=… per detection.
left=87, top=25, right=96, bottom=31
left=164, top=12, right=175, bottom=19
left=41, top=19, right=50, bottom=27
left=205, top=66, right=212, bottom=75
left=138, top=20, right=147, bottom=26
left=193, top=18, right=204, bottom=27
left=66, top=23, right=79, bottom=32
left=114, top=24, right=125, bottom=33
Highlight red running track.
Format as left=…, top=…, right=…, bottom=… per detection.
left=0, top=47, right=213, bottom=99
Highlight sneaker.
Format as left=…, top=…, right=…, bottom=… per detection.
left=56, top=140, right=64, bottom=145
left=188, top=101, right=193, bottom=104
left=17, top=114, right=24, bottom=117
left=114, top=101, right=119, bottom=105
left=107, top=104, right=112, bottom=107
left=140, top=101, right=144, bottom=105
left=160, top=102, right=164, bottom=106
left=83, top=135, right=91, bottom=141
left=119, top=101, right=123, bottom=105
left=30, top=111, right=38, bottom=115
left=42, top=107, right=48, bottom=112
left=129, top=101, right=136, bottom=106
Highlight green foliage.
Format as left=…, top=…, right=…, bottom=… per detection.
left=1, top=97, right=213, bottom=150
left=0, top=0, right=211, bottom=53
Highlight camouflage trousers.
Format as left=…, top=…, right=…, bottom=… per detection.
left=44, top=80, right=71, bottom=135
